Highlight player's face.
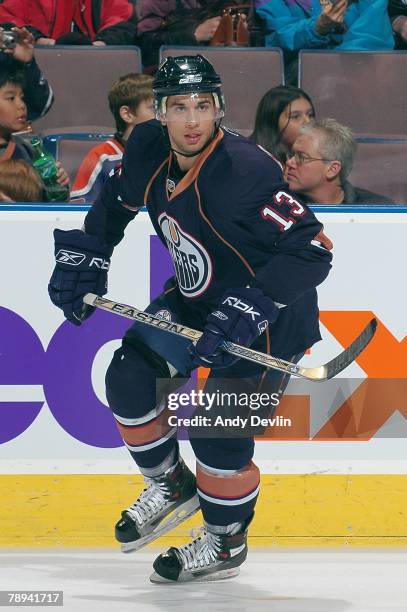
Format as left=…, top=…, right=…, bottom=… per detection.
left=162, top=94, right=217, bottom=156
left=0, top=83, right=27, bottom=140
left=278, top=97, right=315, bottom=149
left=286, top=132, right=332, bottom=194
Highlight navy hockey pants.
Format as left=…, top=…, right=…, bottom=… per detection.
left=105, top=291, right=302, bottom=526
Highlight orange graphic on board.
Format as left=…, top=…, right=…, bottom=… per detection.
left=198, top=312, right=407, bottom=441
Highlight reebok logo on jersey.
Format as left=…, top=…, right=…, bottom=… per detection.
left=56, top=249, right=86, bottom=266
left=159, top=213, right=212, bottom=298
left=166, top=178, right=176, bottom=194
left=222, top=297, right=260, bottom=321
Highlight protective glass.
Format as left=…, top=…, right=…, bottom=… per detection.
left=157, top=93, right=224, bottom=123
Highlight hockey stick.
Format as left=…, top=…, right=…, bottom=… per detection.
left=83, top=293, right=377, bottom=382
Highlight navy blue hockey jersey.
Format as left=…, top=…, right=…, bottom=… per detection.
left=85, top=120, right=332, bottom=356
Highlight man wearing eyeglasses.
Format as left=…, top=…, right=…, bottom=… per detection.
left=286, top=118, right=393, bottom=205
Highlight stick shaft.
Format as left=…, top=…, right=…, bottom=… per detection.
left=83, top=293, right=376, bottom=382
left=83, top=293, right=304, bottom=377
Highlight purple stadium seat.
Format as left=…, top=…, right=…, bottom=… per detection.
left=299, top=51, right=407, bottom=138
left=160, top=47, right=284, bottom=134
left=34, top=46, right=142, bottom=132
left=349, top=140, right=407, bottom=204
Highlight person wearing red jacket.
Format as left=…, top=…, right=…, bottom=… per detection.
left=0, top=0, right=137, bottom=46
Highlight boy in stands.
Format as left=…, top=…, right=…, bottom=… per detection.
left=0, top=66, right=69, bottom=195
left=71, top=73, right=154, bottom=204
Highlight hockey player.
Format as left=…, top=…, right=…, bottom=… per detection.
left=48, top=55, right=332, bottom=583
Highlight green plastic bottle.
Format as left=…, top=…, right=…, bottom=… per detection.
left=30, top=137, right=70, bottom=202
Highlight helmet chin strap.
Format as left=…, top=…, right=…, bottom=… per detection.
left=171, top=145, right=208, bottom=159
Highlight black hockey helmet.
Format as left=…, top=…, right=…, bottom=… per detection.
left=153, top=54, right=225, bottom=119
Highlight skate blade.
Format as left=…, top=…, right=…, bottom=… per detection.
left=150, top=567, right=240, bottom=584
left=121, top=495, right=200, bottom=553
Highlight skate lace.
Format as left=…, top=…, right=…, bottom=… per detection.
left=177, top=529, right=222, bottom=571
left=126, top=477, right=170, bottom=526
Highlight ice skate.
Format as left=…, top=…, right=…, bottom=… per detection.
left=150, top=518, right=251, bottom=583
left=115, top=458, right=199, bottom=553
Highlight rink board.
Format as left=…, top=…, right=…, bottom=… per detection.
left=0, top=206, right=406, bottom=547
left=0, top=473, right=406, bottom=548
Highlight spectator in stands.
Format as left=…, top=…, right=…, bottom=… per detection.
left=0, top=66, right=69, bottom=197
left=0, top=26, right=53, bottom=123
left=389, top=1, right=407, bottom=48
left=71, top=73, right=154, bottom=204
left=251, top=85, right=315, bottom=167
left=286, top=118, right=394, bottom=204
left=136, top=1, right=261, bottom=72
left=0, top=0, right=136, bottom=46
left=0, top=158, right=43, bottom=201
left=255, top=0, right=394, bottom=83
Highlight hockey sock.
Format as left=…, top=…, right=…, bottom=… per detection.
left=137, top=445, right=179, bottom=478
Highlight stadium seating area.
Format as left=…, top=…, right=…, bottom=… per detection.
left=31, top=45, right=406, bottom=205
left=349, top=138, right=407, bottom=204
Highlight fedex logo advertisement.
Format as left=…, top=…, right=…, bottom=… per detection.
left=0, top=233, right=172, bottom=449
left=0, top=210, right=406, bottom=452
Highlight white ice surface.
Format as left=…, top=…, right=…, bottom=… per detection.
left=0, top=550, right=406, bottom=612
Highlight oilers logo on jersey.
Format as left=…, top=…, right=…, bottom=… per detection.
left=158, top=213, right=212, bottom=298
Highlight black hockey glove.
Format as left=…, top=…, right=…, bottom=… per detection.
left=190, top=287, right=279, bottom=369
left=48, top=229, right=112, bottom=326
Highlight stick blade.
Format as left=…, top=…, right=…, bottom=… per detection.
left=323, top=318, right=377, bottom=380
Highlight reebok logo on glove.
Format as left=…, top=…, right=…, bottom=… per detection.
left=222, top=296, right=261, bottom=321
left=56, top=250, right=86, bottom=266
left=50, top=228, right=112, bottom=327
left=190, top=286, right=278, bottom=369
left=56, top=250, right=110, bottom=270
left=89, top=257, right=110, bottom=270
